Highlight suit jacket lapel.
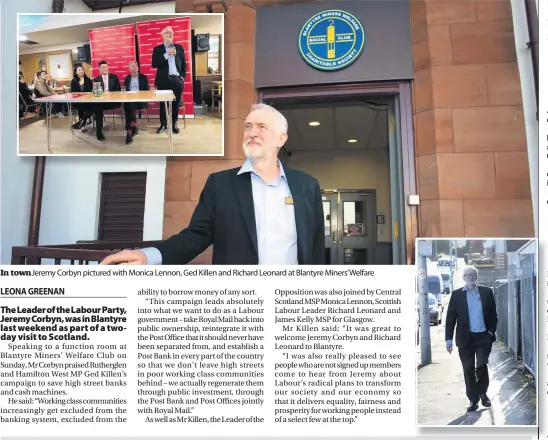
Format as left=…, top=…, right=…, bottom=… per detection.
left=478, top=287, right=488, bottom=323
left=285, top=170, right=306, bottom=264
left=176, top=47, right=182, bottom=76
left=233, top=172, right=258, bottom=257
left=460, top=288, right=470, bottom=323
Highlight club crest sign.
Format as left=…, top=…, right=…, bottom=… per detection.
left=298, top=10, right=365, bottom=71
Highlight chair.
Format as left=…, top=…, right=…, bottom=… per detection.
left=104, top=105, right=125, bottom=130
left=213, top=93, right=222, bottom=113
left=19, top=91, right=39, bottom=118
left=31, top=88, right=46, bottom=117
left=138, top=103, right=150, bottom=122
left=112, top=103, right=149, bottom=130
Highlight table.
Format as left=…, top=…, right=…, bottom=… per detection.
left=33, top=90, right=177, bottom=154
left=212, top=80, right=223, bottom=94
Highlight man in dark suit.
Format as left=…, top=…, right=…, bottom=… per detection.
left=445, top=266, right=498, bottom=412
left=93, top=60, right=121, bottom=141
left=151, top=26, right=186, bottom=135
left=123, top=61, right=149, bottom=145
left=101, top=104, right=324, bottom=266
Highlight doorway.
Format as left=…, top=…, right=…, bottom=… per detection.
left=259, top=82, right=416, bottom=265
left=322, top=190, right=375, bottom=265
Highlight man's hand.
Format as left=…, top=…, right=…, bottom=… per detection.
left=100, top=250, right=147, bottom=265
left=168, top=48, right=176, bottom=56
left=446, top=342, right=453, bottom=354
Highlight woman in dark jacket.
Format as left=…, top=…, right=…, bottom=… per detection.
left=70, top=65, right=93, bottom=129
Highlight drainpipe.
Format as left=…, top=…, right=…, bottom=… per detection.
left=27, top=157, right=46, bottom=246
left=509, top=0, right=539, bottom=237
left=523, top=0, right=539, bottom=109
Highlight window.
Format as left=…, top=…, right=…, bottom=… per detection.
left=208, top=35, right=220, bottom=74
left=97, top=172, right=147, bottom=241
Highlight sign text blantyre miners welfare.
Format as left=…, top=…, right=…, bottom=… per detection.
left=298, top=9, right=365, bottom=71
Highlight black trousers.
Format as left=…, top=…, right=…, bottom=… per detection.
left=75, top=103, right=93, bottom=122
left=458, top=331, right=493, bottom=402
left=94, top=103, right=121, bottom=131
left=158, top=76, right=183, bottom=126
left=123, top=102, right=147, bottom=130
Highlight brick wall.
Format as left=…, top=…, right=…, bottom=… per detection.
left=410, top=0, right=534, bottom=238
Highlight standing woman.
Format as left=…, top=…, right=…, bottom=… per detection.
left=70, top=65, right=93, bottom=130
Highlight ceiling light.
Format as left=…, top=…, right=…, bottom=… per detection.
left=348, top=139, right=358, bottom=143
left=18, top=35, right=27, bottom=41
left=309, top=121, right=320, bottom=127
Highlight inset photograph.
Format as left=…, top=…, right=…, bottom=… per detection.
left=415, top=238, right=537, bottom=427
left=18, top=13, right=223, bottom=155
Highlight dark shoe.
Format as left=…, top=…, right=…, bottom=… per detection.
left=480, top=394, right=491, bottom=407
left=156, top=125, right=167, bottom=134
left=96, top=131, right=105, bottom=141
left=172, top=123, right=180, bottom=134
left=72, top=119, right=84, bottom=129
left=131, top=126, right=139, bottom=136
left=467, top=401, right=479, bottom=412
left=125, top=133, right=133, bottom=145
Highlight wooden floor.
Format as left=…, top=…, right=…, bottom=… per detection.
left=18, top=114, right=223, bottom=155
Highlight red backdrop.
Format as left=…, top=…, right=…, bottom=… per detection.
left=88, top=24, right=136, bottom=85
left=135, top=17, right=194, bottom=118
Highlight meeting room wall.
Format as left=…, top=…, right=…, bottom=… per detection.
left=20, top=42, right=92, bottom=81
left=193, top=19, right=223, bottom=77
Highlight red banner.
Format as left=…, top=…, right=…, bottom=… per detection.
left=88, top=24, right=136, bottom=85
left=135, top=17, right=194, bottom=118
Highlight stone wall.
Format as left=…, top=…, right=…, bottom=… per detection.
left=410, top=0, right=534, bottom=238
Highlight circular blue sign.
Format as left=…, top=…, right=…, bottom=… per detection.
left=298, top=10, right=365, bottom=71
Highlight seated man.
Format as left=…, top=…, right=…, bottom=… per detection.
left=46, top=74, right=59, bottom=88
left=33, top=71, right=63, bottom=117
left=93, top=60, right=121, bottom=141
left=123, top=61, right=149, bottom=145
